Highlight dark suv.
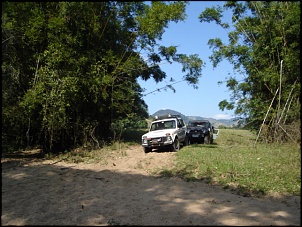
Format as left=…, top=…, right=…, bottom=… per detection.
left=187, top=120, right=214, bottom=144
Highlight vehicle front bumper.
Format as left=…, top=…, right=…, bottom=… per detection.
left=188, top=133, right=205, bottom=140
left=142, top=136, right=173, bottom=148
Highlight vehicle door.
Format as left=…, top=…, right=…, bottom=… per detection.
left=177, top=119, right=186, bottom=141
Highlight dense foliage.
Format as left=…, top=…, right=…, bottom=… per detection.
left=2, top=2, right=203, bottom=152
left=3, top=2, right=300, bottom=153
left=199, top=1, right=300, bottom=143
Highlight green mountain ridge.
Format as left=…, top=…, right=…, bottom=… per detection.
left=151, top=109, right=239, bottom=128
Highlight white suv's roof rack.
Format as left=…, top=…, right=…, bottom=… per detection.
left=154, top=114, right=182, bottom=120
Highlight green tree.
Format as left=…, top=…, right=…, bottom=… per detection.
left=2, top=2, right=204, bottom=152
left=199, top=1, right=300, bottom=143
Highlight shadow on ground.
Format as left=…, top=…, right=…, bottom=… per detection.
left=1, top=155, right=300, bottom=226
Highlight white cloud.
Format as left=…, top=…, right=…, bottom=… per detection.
left=213, top=114, right=232, bottom=120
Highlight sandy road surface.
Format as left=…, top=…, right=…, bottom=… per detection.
left=1, top=145, right=300, bottom=226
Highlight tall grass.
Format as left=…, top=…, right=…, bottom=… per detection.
left=159, top=129, right=301, bottom=197
left=46, top=128, right=147, bottom=164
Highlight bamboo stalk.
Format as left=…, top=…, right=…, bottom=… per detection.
left=278, top=80, right=296, bottom=124
left=255, top=88, right=279, bottom=145
left=277, top=60, right=283, bottom=118
left=283, top=95, right=294, bottom=124
left=277, top=124, right=300, bottom=147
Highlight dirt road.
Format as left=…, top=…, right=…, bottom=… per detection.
left=1, top=145, right=300, bottom=226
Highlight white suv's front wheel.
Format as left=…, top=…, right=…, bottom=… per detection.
left=171, top=137, right=180, bottom=152
left=144, top=147, right=152, bottom=153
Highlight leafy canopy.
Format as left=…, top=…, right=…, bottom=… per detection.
left=199, top=1, right=300, bottom=140
left=2, top=2, right=204, bottom=152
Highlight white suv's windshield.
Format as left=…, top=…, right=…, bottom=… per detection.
left=150, top=120, right=176, bottom=131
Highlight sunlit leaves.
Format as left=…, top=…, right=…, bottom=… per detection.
left=158, top=45, right=177, bottom=63
left=136, top=1, right=187, bottom=41
left=198, top=6, right=229, bottom=28
left=173, top=54, right=203, bottom=89
left=226, top=77, right=238, bottom=90
left=199, top=1, right=300, bottom=132
left=219, top=99, right=234, bottom=111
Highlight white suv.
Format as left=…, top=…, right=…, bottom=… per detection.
left=141, top=114, right=188, bottom=153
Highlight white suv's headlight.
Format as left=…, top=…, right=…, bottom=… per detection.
left=166, top=136, right=172, bottom=141
left=142, top=136, right=148, bottom=144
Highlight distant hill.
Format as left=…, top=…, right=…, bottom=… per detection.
left=151, top=109, right=240, bottom=128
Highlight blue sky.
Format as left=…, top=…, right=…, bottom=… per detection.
left=137, top=1, right=239, bottom=119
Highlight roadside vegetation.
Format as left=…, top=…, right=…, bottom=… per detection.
left=43, top=128, right=149, bottom=164
left=3, top=2, right=300, bottom=155
left=45, top=127, right=300, bottom=198
left=157, top=128, right=301, bottom=198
